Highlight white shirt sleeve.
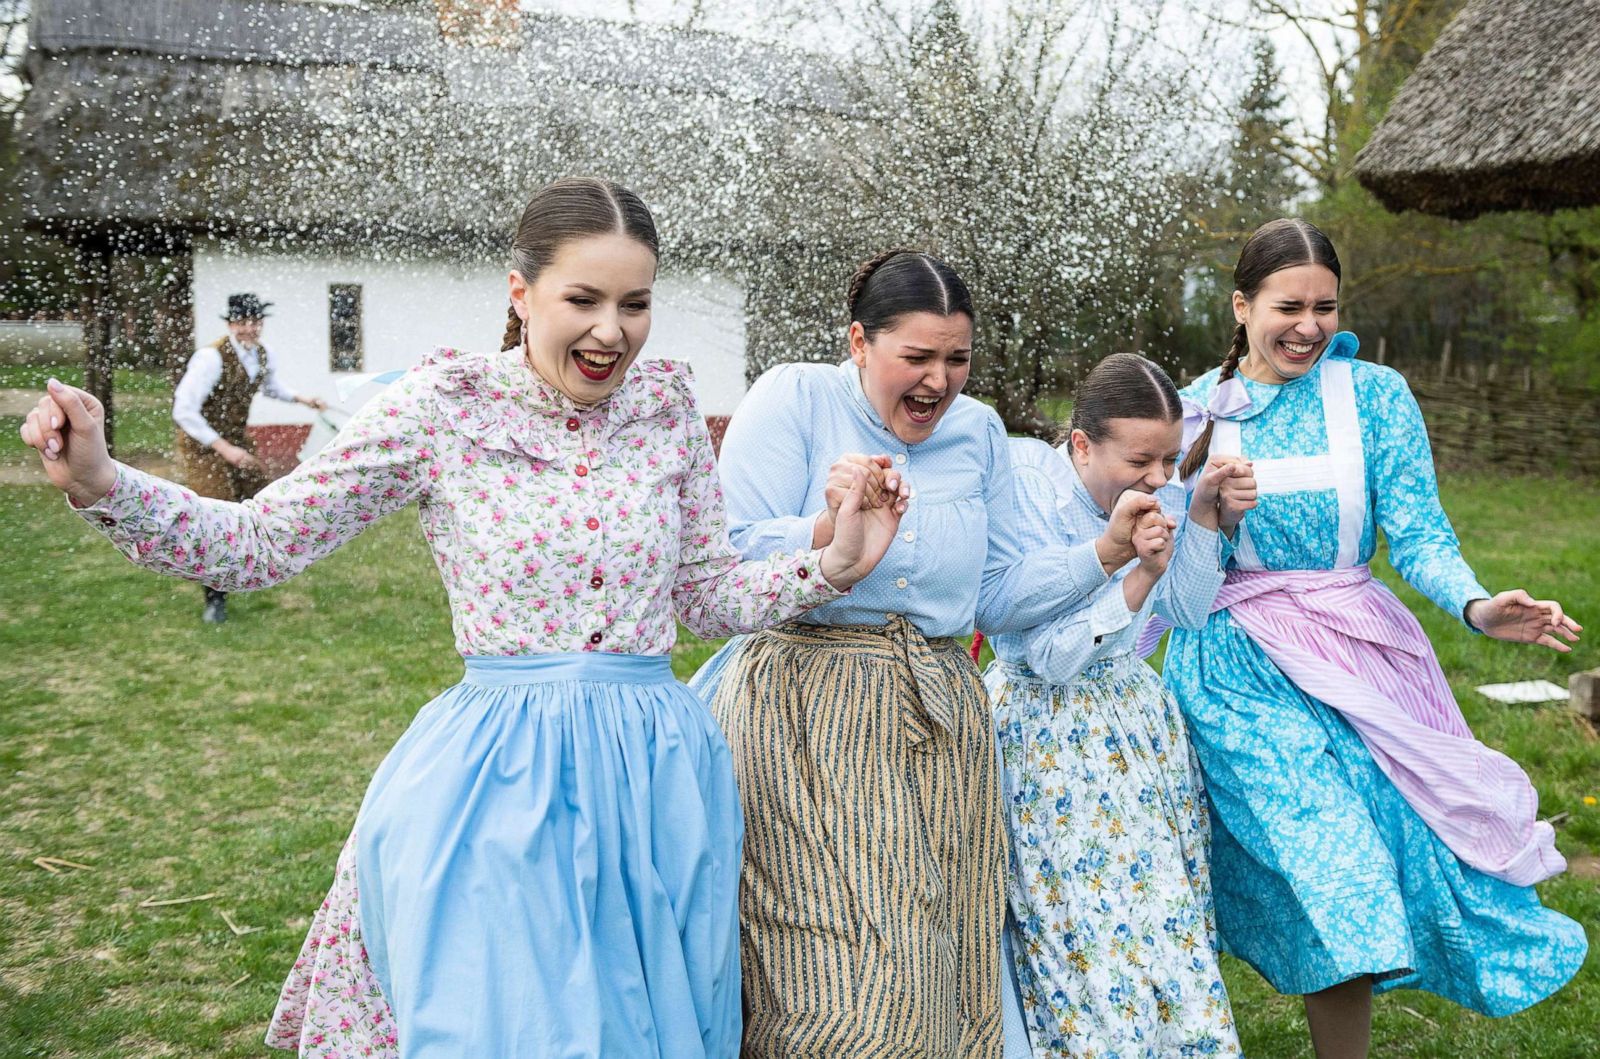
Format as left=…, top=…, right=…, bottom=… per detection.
left=256, top=345, right=300, bottom=404
left=172, top=346, right=225, bottom=448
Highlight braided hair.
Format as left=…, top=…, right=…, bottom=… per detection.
left=847, top=248, right=973, bottom=340
left=500, top=177, right=659, bottom=352
left=1179, top=218, right=1340, bottom=480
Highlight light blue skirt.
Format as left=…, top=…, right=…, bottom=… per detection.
left=354, top=653, right=743, bottom=1057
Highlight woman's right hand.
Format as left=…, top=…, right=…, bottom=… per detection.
left=17, top=380, right=117, bottom=507
left=1096, top=489, right=1162, bottom=573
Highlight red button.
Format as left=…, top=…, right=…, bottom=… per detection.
left=575, top=465, right=588, bottom=477
left=586, top=517, right=600, bottom=531
left=589, top=575, right=604, bottom=589
left=565, top=417, right=579, bottom=431
left=588, top=632, right=603, bottom=645
left=797, top=566, right=809, bottom=579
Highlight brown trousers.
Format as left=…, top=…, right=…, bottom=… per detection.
left=176, top=433, right=271, bottom=502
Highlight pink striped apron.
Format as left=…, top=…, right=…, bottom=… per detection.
left=1154, top=358, right=1564, bottom=886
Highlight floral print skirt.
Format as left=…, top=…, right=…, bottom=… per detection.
left=985, top=654, right=1239, bottom=1059
left=1165, top=613, right=1588, bottom=1014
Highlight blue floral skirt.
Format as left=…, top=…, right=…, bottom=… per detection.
left=985, top=654, right=1239, bottom=1058
left=1165, top=613, right=1587, bottom=1014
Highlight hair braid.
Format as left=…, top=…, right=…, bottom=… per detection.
left=501, top=302, right=523, bottom=353
left=846, top=247, right=915, bottom=319
left=1179, top=323, right=1248, bottom=480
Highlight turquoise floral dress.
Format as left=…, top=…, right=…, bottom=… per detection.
left=1164, top=332, right=1587, bottom=1013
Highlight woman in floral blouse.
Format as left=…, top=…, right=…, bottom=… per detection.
left=18, top=177, right=904, bottom=1058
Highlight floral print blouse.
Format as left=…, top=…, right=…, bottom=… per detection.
left=74, top=347, right=843, bottom=654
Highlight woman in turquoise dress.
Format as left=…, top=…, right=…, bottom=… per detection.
left=1164, top=218, right=1587, bottom=1058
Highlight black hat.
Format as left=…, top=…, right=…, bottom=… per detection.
left=222, top=293, right=273, bottom=321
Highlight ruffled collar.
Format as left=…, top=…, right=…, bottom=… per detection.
left=1048, top=441, right=1111, bottom=520
left=1188, top=330, right=1359, bottom=423
left=425, top=346, right=680, bottom=462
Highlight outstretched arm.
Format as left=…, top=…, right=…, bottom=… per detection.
left=21, top=374, right=431, bottom=591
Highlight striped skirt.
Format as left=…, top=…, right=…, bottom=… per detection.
left=706, top=617, right=1006, bottom=1058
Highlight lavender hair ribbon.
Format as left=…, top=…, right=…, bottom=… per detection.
left=1179, top=375, right=1251, bottom=453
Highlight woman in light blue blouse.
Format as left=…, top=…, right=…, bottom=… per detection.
left=982, top=353, right=1253, bottom=1058
left=692, top=250, right=1146, bottom=1057
left=1165, top=219, right=1585, bottom=1058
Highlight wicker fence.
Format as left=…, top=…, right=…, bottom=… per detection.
left=1409, top=377, right=1600, bottom=478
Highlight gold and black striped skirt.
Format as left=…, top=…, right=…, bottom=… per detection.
left=708, top=617, right=1005, bottom=1058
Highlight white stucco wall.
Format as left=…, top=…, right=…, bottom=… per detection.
left=191, top=238, right=749, bottom=426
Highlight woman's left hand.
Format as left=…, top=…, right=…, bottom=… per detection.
left=819, top=464, right=907, bottom=590
left=1465, top=590, right=1583, bottom=651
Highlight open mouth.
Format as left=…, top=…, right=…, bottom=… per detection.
left=1276, top=337, right=1321, bottom=363
left=572, top=348, right=623, bottom=381
left=902, top=393, right=942, bottom=425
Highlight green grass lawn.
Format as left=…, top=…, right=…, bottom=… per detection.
left=0, top=473, right=1595, bottom=1057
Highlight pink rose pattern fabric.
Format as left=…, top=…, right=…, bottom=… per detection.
left=75, top=347, right=844, bottom=1054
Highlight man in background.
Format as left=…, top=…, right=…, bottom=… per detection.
left=174, top=292, right=328, bottom=624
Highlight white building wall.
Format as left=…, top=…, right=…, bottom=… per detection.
left=191, top=238, right=749, bottom=426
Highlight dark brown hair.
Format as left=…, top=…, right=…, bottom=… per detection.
left=1062, top=353, right=1182, bottom=445
left=847, top=248, right=974, bottom=340
left=1179, top=218, right=1341, bottom=479
left=500, top=177, right=660, bottom=352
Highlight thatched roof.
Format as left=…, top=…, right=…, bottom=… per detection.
left=15, top=0, right=857, bottom=256
left=1353, top=0, right=1600, bottom=218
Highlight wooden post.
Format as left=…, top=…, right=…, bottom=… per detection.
left=77, top=234, right=116, bottom=458
left=1571, top=669, right=1600, bottom=723
left=153, top=229, right=195, bottom=385
left=1438, top=338, right=1453, bottom=381
left=1375, top=336, right=1387, bottom=365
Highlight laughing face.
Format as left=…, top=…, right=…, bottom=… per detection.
left=849, top=311, right=974, bottom=445
left=509, top=231, right=657, bottom=405
left=1069, top=417, right=1182, bottom=517
left=1234, top=263, right=1340, bottom=383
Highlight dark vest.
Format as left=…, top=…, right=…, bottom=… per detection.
left=199, top=336, right=267, bottom=445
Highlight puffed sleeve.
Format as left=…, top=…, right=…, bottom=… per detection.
left=1365, top=366, right=1489, bottom=625
left=715, top=363, right=826, bottom=557
left=662, top=364, right=847, bottom=637
left=974, top=418, right=1108, bottom=634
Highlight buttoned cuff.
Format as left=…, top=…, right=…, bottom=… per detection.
left=784, top=547, right=851, bottom=600
left=1085, top=583, right=1135, bottom=645
left=69, top=462, right=181, bottom=545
